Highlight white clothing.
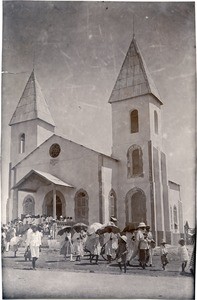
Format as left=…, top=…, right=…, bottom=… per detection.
left=160, top=245, right=168, bottom=255
left=178, top=245, right=189, bottom=262
left=29, top=231, right=42, bottom=258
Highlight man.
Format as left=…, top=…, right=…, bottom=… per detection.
left=27, top=225, right=42, bottom=270
left=146, top=225, right=155, bottom=267
left=129, top=222, right=146, bottom=265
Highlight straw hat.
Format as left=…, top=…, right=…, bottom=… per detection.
left=120, top=235, right=127, bottom=243
left=137, top=222, right=146, bottom=228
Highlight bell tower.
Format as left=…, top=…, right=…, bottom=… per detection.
left=9, top=70, right=55, bottom=167
left=8, top=70, right=55, bottom=221
left=109, top=36, right=170, bottom=243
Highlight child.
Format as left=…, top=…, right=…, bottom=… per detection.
left=160, top=239, right=169, bottom=270
left=139, top=232, right=149, bottom=269
left=178, top=238, right=189, bottom=273
left=116, top=235, right=128, bottom=273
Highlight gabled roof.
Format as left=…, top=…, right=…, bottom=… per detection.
left=12, top=169, right=74, bottom=192
left=109, top=36, right=163, bottom=105
left=9, top=70, right=55, bottom=126
left=12, top=133, right=119, bottom=169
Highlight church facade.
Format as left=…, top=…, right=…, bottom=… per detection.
left=7, top=37, right=184, bottom=245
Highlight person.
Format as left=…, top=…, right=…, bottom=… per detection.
left=27, top=225, right=42, bottom=270
left=146, top=225, right=155, bottom=267
left=129, top=222, right=146, bottom=265
left=139, top=232, right=149, bottom=269
left=10, top=235, right=22, bottom=257
left=178, top=238, right=189, bottom=273
left=85, top=232, right=101, bottom=264
left=116, top=235, right=128, bottom=273
left=2, top=228, right=6, bottom=254
left=160, top=239, right=169, bottom=270
left=104, top=228, right=118, bottom=264
left=60, top=230, right=74, bottom=261
left=125, top=230, right=135, bottom=265
left=72, top=230, right=84, bottom=261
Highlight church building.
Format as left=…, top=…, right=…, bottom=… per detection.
left=7, top=36, right=184, bottom=245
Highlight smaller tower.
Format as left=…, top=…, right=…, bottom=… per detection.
left=8, top=70, right=55, bottom=221
left=9, top=70, right=55, bottom=166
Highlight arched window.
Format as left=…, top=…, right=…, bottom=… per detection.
left=23, top=196, right=35, bottom=215
left=19, top=133, right=25, bottom=153
left=154, top=111, right=158, bottom=134
left=108, top=189, right=117, bottom=218
left=127, top=145, right=143, bottom=178
left=75, top=189, right=89, bottom=224
left=130, top=110, right=139, bottom=133
left=173, top=205, right=178, bottom=230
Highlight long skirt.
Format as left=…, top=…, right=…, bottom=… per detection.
left=30, top=245, right=40, bottom=258
left=60, top=241, right=73, bottom=256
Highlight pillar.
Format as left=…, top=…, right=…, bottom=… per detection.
left=52, top=184, right=56, bottom=219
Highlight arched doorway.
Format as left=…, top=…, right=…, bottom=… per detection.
left=125, top=188, right=146, bottom=225
left=43, top=191, right=66, bottom=219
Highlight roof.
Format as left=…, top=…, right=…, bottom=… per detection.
left=9, top=70, right=55, bottom=126
left=12, top=134, right=119, bottom=169
left=12, top=169, right=74, bottom=192
left=109, top=36, right=163, bottom=105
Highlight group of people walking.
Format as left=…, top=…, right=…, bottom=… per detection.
left=2, top=216, right=195, bottom=275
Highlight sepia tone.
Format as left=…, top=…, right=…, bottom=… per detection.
left=1, top=1, right=195, bottom=299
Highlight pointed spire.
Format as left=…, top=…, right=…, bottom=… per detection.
left=109, top=37, right=163, bottom=104
left=9, top=70, right=55, bottom=126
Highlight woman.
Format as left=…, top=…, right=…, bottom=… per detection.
left=116, top=235, right=128, bottom=273
left=72, top=230, right=84, bottom=261
left=27, top=225, right=42, bottom=270
left=60, top=230, right=74, bottom=261
left=85, top=232, right=101, bottom=264
left=10, top=235, right=22, bottom=257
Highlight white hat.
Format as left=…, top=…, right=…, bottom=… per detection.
left=137, top=222, right=146, bottom=228
left=110, top=217, right=117, bottom=222
left=161, top=239, right=167, bottom=244
left=120, top=235, right=127, bottom=243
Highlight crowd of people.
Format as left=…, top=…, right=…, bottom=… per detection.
left=1, top=215, right=195, bottom=274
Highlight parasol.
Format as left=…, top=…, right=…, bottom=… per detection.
left=87, top=222, right=103, bottom=235
left=57, top=226, right=72, bottom=236
left=97, top=224, right=120, bottom=234
left=122, top=222, right=138, bottom=233
left=73, top=222, right=88, bottom=231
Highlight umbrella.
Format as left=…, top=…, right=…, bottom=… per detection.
left=98, top=224, right=120, bottom=234
left=123, top=222, right=138, bottom=233
left=57, top=226, right=72, bottom=236
left=87, top=222, right=103, bottom=235
left=73, top=222, right=88, bottom=231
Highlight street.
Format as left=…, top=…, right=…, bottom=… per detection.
left=2, top=247, right=195, bottom=299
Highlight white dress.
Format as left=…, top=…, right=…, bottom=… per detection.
left=178, top=245, right=189, bottom=262
left=29, top=231, right=42, bottom=258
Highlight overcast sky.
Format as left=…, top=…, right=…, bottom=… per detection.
left=1, top=1, right=196, bottom=226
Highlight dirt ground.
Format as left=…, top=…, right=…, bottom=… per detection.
left=2, top=245, right=195, bottom=299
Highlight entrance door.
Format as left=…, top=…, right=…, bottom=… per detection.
left=46, top=196, right=62, bottom=219
left=125, top=188, right=146, bottom=224
left=131, top=191, right=146, bottom=224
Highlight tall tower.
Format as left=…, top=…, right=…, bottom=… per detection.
left=109, top=37, right=170, bottom=243
left=9, top=70, right=55, bottom=166
left=8, top=70, right=55, bottom=221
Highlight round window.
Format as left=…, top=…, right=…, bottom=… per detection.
left=49, top=143, right=61, bottom=158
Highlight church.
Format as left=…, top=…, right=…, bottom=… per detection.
left=7, top=36, right=184, bottom=245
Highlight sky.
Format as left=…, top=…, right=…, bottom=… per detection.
left=1, top=1, right=196, bottom=226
